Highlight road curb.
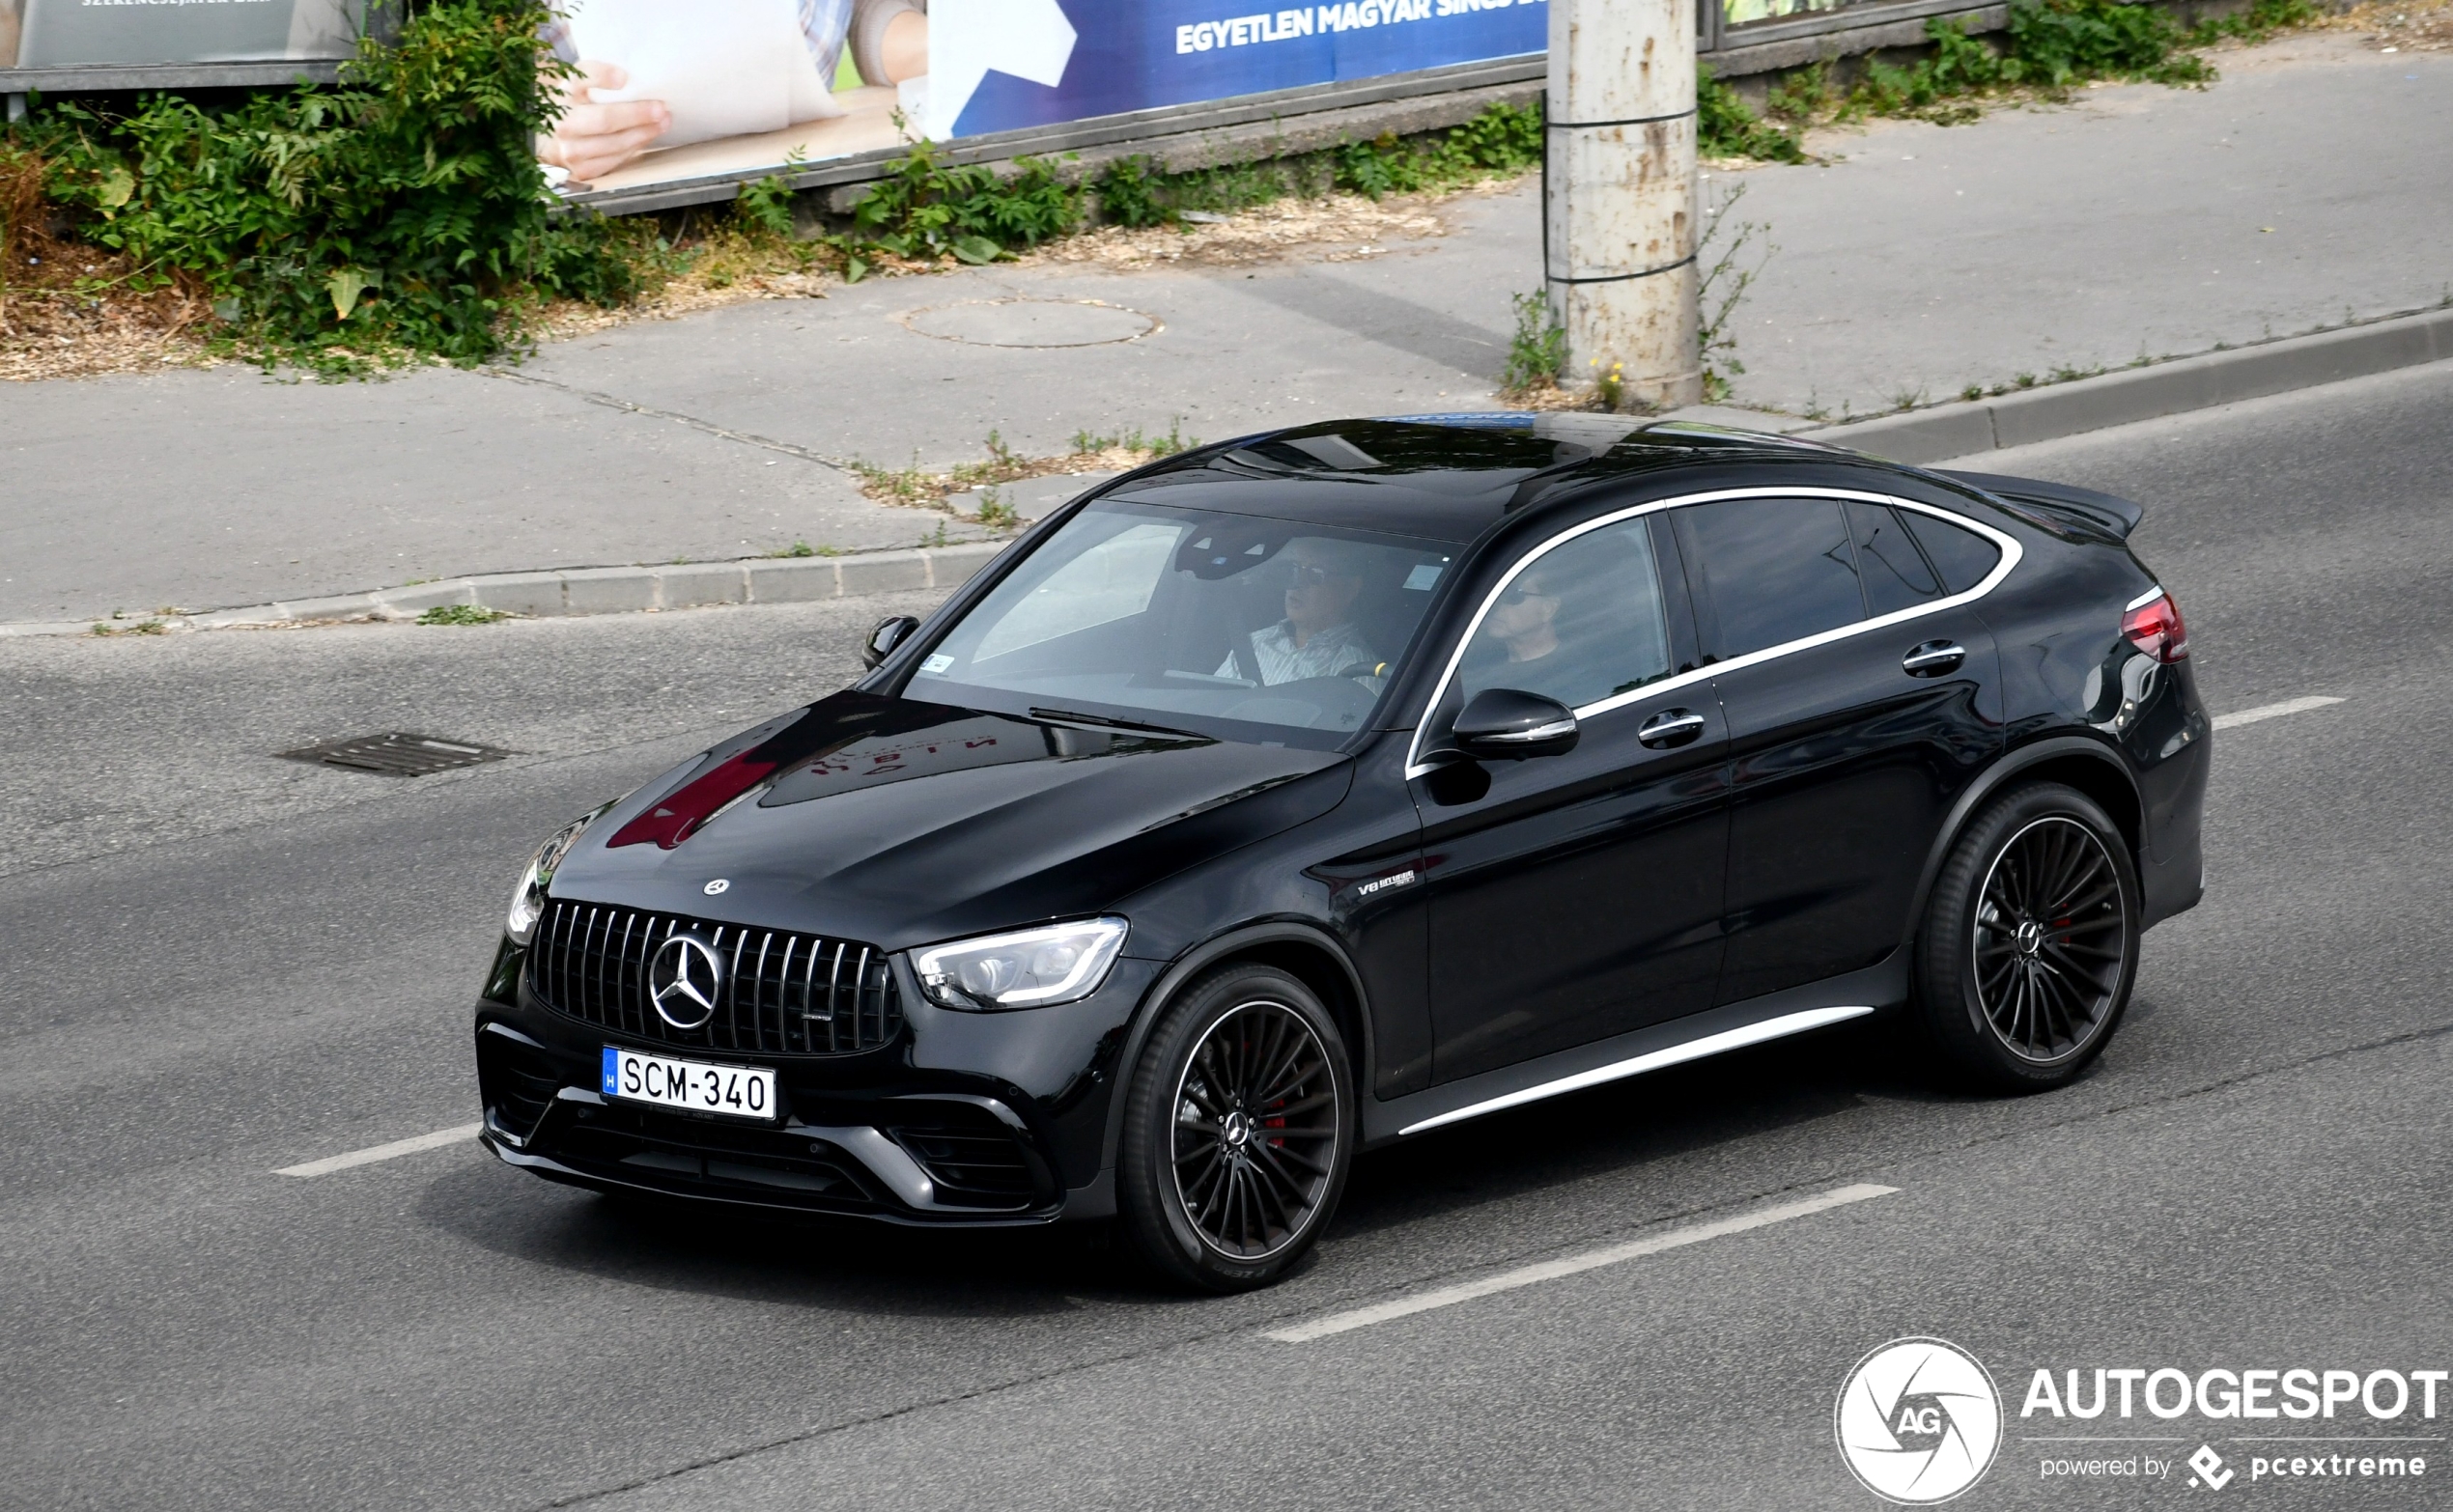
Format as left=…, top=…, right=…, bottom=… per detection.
left=1, top=541, right=1012, bottom=641
left=1800, top=305, right=2453, bottom=466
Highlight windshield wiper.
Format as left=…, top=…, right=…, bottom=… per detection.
left=1027, top=707, right=1208, bottom=742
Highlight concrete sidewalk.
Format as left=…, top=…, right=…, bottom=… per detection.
left=1, top=31, right=2445, bottom=626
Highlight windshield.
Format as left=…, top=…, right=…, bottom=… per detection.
left=907, top=497, right=1456, bottom=748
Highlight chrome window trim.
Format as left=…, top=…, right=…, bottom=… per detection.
left=1403, top=487, right=2024, bottom=777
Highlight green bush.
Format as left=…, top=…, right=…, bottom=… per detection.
left=1699, top=66, right=1806, bottom=162
left=18, top=0, right=636, bottom=373
left=1091, top=154, right=1173, bottom=228
left=2008, top=0, right=2213, bottom=87
left=852, top=139, right=1081, bottom=262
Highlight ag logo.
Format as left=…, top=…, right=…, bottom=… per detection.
left=1835, top=1336, right=2002, bottom=1503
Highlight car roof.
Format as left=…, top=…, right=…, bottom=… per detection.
left=1096, top=414, right=1905, bottom=545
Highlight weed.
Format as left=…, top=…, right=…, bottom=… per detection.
left=732, top=152, right=807, bottom=240
left=1591, top=357, right=1629, bottom=413
left=1091, top=155, right=1173, bottom=228
left=1764, top=63, right=1841, bottom=126
left=1699, top=66, right=1806, bottom=162
left=975, top=490, right=1020, bottom=529
left=918, top=520, right=954, bottom=549
left=852, top=137, right=1078, bottom=263
left=1501, top=290, right=1568, bottom=397
left=1697, top=183, right=1773, bottom=404
left=1068, top=417, right=1194, bottom=458
left=1752, top=0, right=2276, bottom=143
left=858, top=424, right=1199, bottom=511
left=2015, top=372, right=2038, bottom=388
left=14, top=0, right=637, bottom=375
left=1890, top=385, right=1928, bottom=412
left=417, top=603, right=510, bottom=626
left=1961, top=383, right=1986, bottom=402
left=90, top=618, right=167, bottom=636
left=770, top=541, right=818, bottom=558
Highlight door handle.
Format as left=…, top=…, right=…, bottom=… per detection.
left=1638, top=709, right=1706, bottom=748
left=1902, top=640, right=1966, bottom=677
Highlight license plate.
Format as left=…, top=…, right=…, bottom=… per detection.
left=601, top=1047, right=777, bottom=1122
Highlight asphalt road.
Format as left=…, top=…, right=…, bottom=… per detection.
left=4, top=362, right=2449, bottom=1511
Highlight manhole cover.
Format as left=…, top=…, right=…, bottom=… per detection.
left=898, top=298, right=1160, bottom=348
left=278, top=732, right=512, bottom=776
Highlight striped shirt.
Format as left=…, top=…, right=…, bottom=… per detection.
left=1220, top=621, right=1381, bottom=686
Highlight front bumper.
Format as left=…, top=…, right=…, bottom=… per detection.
left=473, top=942, right=1158, bottom=1226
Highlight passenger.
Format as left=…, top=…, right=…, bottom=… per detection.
left=1462, top=559, right=1587, bottom=708
left=1222, top=538, right=1381, bottom=686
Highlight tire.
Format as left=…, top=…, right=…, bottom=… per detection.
left=1911, top=781, right=2140, bottom=1093
left=1117, top=963, right=1355, bottom=1292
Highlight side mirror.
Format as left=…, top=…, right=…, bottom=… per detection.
left=861, top=615, right=920, bottom=670
left=1451, top=687, right=1579, bottom=761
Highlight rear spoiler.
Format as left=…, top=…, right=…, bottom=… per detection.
left=1937, top=470, right=2146, bottom=542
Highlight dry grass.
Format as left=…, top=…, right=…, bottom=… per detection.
left=851, top=432, right=1194, bottom=512
left=0, top=151, right=220, bottom=380
left=2319, top=0, right=2453, bottom=48
left=1017, top=189, right=1452, bottom=271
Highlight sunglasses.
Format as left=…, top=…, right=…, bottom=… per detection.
left=1282, top=563, right=1350, bottom=589
left=1497, top=583, right=1558, bottom=607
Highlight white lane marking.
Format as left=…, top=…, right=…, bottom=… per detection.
left=1263, top=1183, right=1899, bottom=1343
left=275, top=1123, right=481, bottom=1178
left=2213, top=695, right=2344, bottom=730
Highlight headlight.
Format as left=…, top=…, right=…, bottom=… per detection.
left=505, top=802, right=614, bottom=944
left=913, top=918, right=1129, bottom=1011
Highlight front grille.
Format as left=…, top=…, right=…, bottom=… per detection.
left=527, top=899, right=902, bottom=1055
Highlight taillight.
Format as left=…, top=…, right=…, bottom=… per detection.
left=2121, top=590, right=2188, bottom=663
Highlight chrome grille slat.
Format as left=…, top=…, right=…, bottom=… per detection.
left=772, top=936, right=795, bottom=1054
left=524, top=900, right=901, bottom=1056
left=855, top=946, right=875, bottom=1050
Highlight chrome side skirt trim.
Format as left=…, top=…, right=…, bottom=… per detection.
left=1396, top=1004, right=1875, bottom=1136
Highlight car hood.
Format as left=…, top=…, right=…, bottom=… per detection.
left=548, top=690, right=1351, bottom=952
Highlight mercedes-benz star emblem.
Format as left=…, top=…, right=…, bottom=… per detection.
left=647, top=934, right=726, bottom=1030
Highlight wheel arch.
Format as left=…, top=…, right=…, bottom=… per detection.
left=1096, top=921, right=1373, bottom=1176
left=1902, top=734, right=2144, bottom=951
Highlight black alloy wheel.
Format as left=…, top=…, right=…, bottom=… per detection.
left=1118, top=964, right=1353, bottom=1291
left=1912, top=782, right=2140, bottom=1092
left=1973, top=817, right=2128, bottom=1061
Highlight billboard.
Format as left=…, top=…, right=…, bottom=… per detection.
left=538, top=0, right=1547, bottom=196
left=0, top=0, right=373, bottom=70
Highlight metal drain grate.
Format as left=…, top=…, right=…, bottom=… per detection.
left=278, top=732, right=512, bottom=777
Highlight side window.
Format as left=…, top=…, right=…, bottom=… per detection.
left=1679, top=497, right=1865, bottom=659
left=1903, top=510, right=2004, bottom=594
left=1456, top=517, right=1672, bottom=712
left=1847, top=500, right=1943, bottom=616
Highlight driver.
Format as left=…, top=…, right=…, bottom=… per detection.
left=1221, top=538, right=1381, bottom=686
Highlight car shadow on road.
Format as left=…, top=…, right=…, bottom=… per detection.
left=409, top=1011, right=2121, bottom=1313
left=411, top=1158, right=1149, bottom=1316
left=1333, top=1017, right=1939, bottom=1244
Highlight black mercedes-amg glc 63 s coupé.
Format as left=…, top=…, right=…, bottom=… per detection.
left=473, top=414, right=2208, bottom=1290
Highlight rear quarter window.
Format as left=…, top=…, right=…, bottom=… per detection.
left=1903, top=510, right=2004, bottom=594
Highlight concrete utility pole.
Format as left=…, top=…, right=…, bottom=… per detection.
left=1546, top=0, right=1702, bottom=410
